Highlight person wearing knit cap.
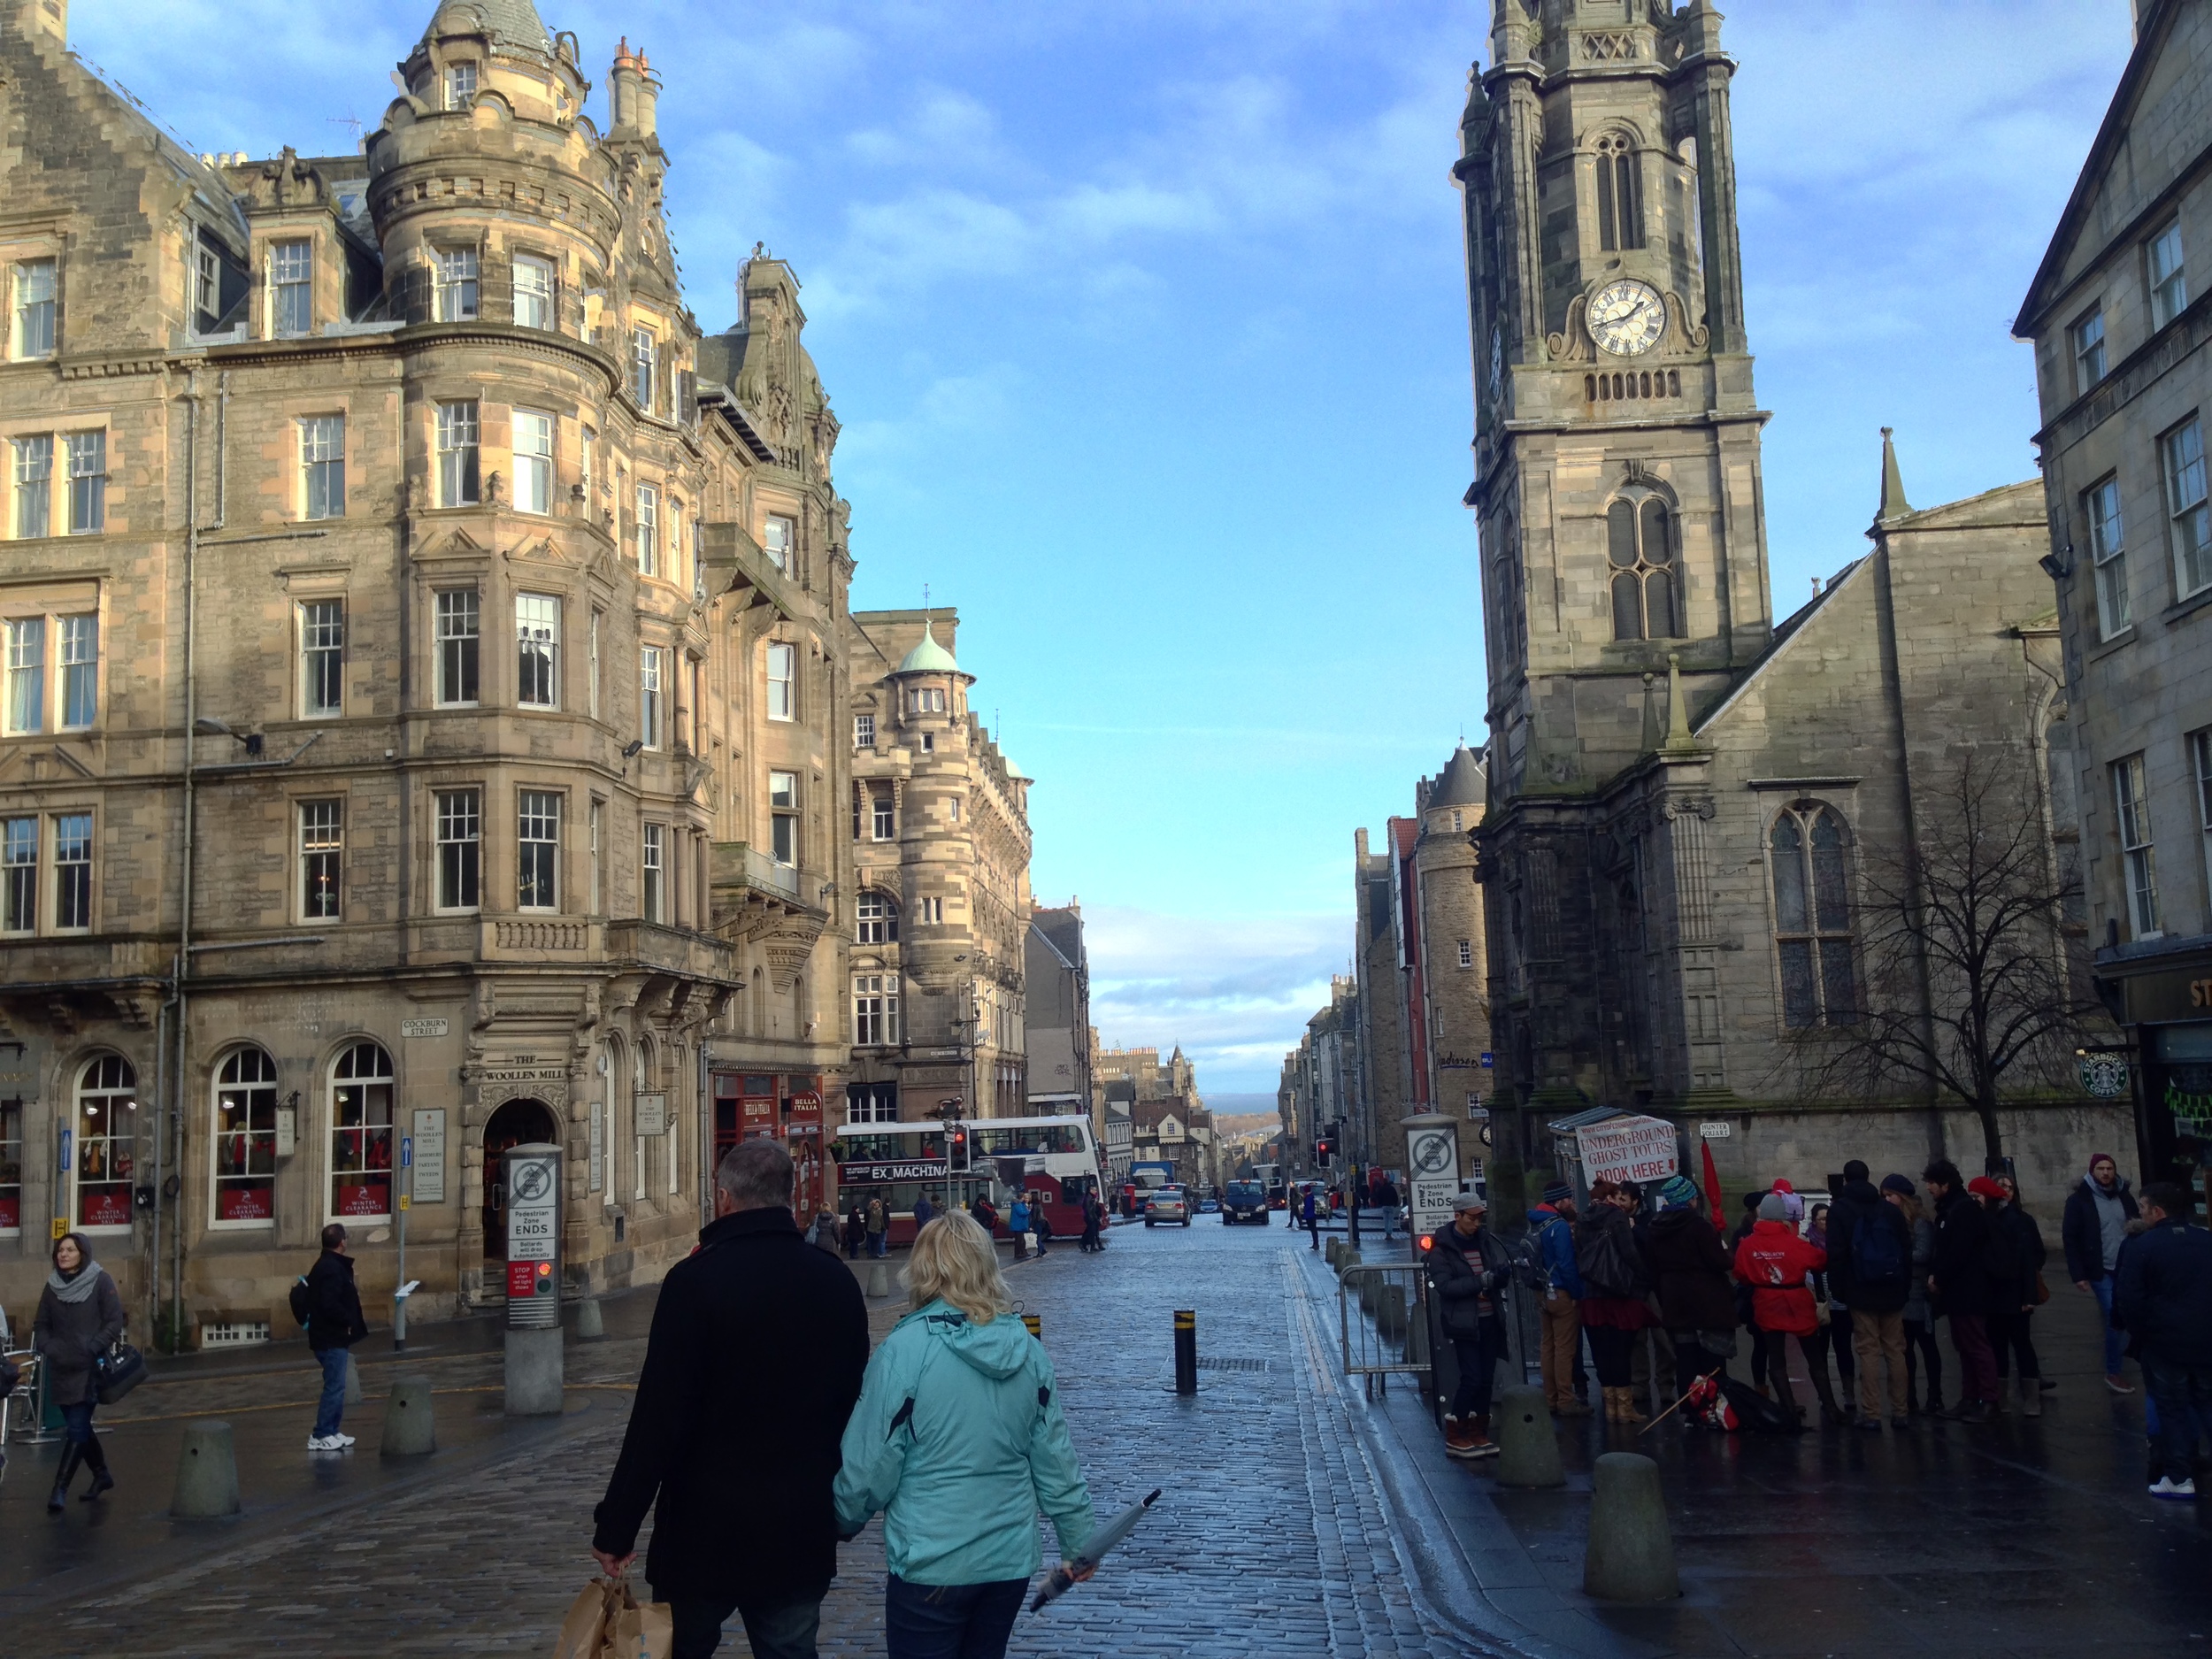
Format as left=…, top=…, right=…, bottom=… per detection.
left=1732, top=1193, right=1831, bottom=1427
left=1577, top=1179, right=1654, bottom=1424
left=1925, top=1161, right=2001, bottom=1421
left=1644, top=1175, right=1738, bottom=1399
left=1526, top=1180, right=1591, bottom=1417
left=2062, top=1151, right=2139, bottom=1394
left=1828, top=1159, right=1914, bottom=1428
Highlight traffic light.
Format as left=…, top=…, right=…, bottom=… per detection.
left=948, top=1123, right=970, bottom=1171
left=1315, top=1131, right=1335, bottom=1165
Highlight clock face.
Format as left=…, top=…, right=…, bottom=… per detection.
left=1589, top=279, right=1664, bottom=357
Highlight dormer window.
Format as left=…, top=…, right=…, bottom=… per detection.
left=445, top=62, right=478, bottom=111
left=269, top=241, right=311, bottom=337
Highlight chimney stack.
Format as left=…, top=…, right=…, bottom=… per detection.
left=610, top=37, right=642, bottom=130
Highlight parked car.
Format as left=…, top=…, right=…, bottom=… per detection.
left=1145, top=1185, right=1192, bottom=1227
left=1222, top=1180, right=1270, bottom=1225
left=1198, top=1196, right=1220, bottom=1214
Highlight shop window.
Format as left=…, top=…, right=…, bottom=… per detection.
left=73, top=1054, right=136, bottom=1230
left=0, top=1094, right=21, bottom=1232
left=329, top=1040, right=394, bottom=1219
left=212, top=1047, right=278, bottom=1225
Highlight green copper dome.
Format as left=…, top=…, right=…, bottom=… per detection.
left=896, top=621, right=959, bottom=675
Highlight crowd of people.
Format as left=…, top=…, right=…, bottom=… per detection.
left=1423, top=1153, right=2212, bottom=1500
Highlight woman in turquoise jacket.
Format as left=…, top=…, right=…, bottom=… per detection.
left=834, top=1209, right=1096, bottom=1658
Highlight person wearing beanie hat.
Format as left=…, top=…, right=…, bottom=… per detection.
left=1733, top=1193, right=1831, bottom=1427
left=1924, top=1160, right=2001, bottom=1421
left=1526, top=1180, right=1590, bottom=1417
left=1879, top=1173, right=1915, bottom=1197
left=2062, top=1151, right=2139, bottom=1393
left=1644, top=1175, right=1738, bottom=1400
left=1428, top=1190, right=1511, bottom=1460
left=1827, top=1159, right=1914, bottom=1429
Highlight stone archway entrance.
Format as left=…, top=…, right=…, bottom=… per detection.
left=483, top=1097, right=559, bottom=1263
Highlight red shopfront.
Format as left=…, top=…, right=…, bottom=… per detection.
left=712, top=1072, right=826, bottom=1217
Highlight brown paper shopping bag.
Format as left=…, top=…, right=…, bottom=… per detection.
left=606, top=1588, right=673, bottom=1659
left=552, top=1576, right=672, bottom=1659
left=552, top=1578, right=619, bottom=1659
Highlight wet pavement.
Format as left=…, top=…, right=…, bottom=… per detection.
left=3, top=1219, right=2207, bottom=1656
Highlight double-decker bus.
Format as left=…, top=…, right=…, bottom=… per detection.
left=1250, top=1162, right=1286, bottom=1210
left=828, top=1114, right=1105, bottom=1245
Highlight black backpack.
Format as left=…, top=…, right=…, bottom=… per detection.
left=288, top=1274, right=313, bottom=1329
left=1851, top=1208, right=1908, bottom=1286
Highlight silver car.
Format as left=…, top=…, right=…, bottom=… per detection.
left=1145, top=1185, right=1192, bottom=1226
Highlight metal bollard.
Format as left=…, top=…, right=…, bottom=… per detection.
left=1173, top=1310, right=1198, bottom=1395
left=1022, top=1313, right=1041, bottom=1340
left=171, top=1419, right=242, bottom=1517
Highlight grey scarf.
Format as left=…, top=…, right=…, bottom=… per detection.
left=47, top=1259, right=104, bottom=1304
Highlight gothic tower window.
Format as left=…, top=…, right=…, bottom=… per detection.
left=1595, top=134, right=1643, bottom=253
left=1770, top=805, right=1857, bottom=1029
left=1490, top=512, right=1522, bottom=672
left=1607, top=493, right=1678, bottom=640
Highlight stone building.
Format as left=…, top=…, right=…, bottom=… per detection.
left=0, top=0, right=864, bottom=1339
left=1457, top=0, right=2129, bottom=1214
left=1024, top=900, right=1096, bottom=1125
left=1281, top=979, right=1359, bottom=1179
left=2016, top=0, right=2212, bottom=1184
left=843, top=610, right=1033, bottom=1127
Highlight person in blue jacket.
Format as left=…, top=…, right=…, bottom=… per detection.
left=1527, top=1182, right=1590, bottom=1416
left=834, top=1210, right=1098, bottom=1658
left=2113, top=1182, right=2212, bottom=1500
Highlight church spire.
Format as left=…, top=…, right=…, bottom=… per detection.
left=1877, top=426, right=1913, bottom=524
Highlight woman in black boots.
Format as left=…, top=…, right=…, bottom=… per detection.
left=34, top=1230, right=123, bottom=1512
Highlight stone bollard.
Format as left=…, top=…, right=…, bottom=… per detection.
left=342, top=1349, right=363, bottom=1405
left=380, top=1376, right=437, bottom=1457
left=504, top=1325, right=565, bottom=1417
left=1358, top=1273, right=1379, bottom=1313
left=1407, top=1304, right=1431, bottom=1366
left=1494, top=1384, right=1564, bottom=1488
left=171, top=1420, right=242, bottom=1517
left=1325, top=1239, right=1341, bottom=1267
left=1338, top=1248, right=1362, bottom=1279
left=1584, top=1452, right=1678, bottom=1601
left=574, top=1298, right=604, bottom=1340
left=866, top=1260, right=893, bottom=1299
left=1378, top=1285, right=1408, bottom=1341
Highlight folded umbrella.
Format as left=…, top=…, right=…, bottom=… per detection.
left=1029, top=1489, right=1162, bottom=1612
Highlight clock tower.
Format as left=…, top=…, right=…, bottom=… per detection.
left=1457, top=0, right=1770, bottom=801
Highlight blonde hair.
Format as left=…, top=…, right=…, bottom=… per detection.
left=902, top=1210, right=1012, bottom=1323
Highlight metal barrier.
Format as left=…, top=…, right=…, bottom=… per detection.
left=2, top=1348, right=58, bottom=1471
left=1338, top=1263, right=1432, bottom=1399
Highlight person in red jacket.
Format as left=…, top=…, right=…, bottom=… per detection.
left=1733, top=1191, right=1846, bottom=1427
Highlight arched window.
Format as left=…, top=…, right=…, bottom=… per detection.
left=74, top=1054, right=137, bottom=1230
left=856, top=888, right=900, bottom=945
left=1490, top=514, right=1523, bottom=672
left=213, top=1047, right=279, bottom=1225
left=1595, top=134, right=1642, bottom=252
left=1770, top=806, right=1858, bottom=1029
left=634, top=1037, right=654, bottom=1202
left=1608, top=494, right=1678, bottom=640
left=329, top=1041, right=394, bottom=1219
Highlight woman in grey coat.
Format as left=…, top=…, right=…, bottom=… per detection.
left=34, top=1231, right=124, bottom=1511
left=1884, top=1177, right=1944, bottom=1417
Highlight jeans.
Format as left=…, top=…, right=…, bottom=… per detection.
left=1903, top=1317, right=1943, bottom=1404
left=2091, top=1277, right=2125, bottom=1376
left=1949, top=1313, right=1998, bottom=1406
left=869, top=1232, right=887, bottom=1259
left=59, top=1401, right=96, bottom=1445
left=884, top=1575, right=1026, bottom=1659
left=667, top=1592, right=822, bottom=1659
left=1586, top=1324, right=1634, bottom=1387
left=1991, top=1305, right=2040, bottom=1382
left=312, top=1346, right=349, bottom=1438
left=1448, top=1317, right=1505, bottom=1420
left=2140, top=1356, right=2212, bottom=1485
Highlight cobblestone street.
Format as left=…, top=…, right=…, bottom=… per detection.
left=1, top=1220, right=1476, bottom=1659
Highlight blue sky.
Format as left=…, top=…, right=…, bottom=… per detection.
left=81, top=0, right=2134, bottom=1092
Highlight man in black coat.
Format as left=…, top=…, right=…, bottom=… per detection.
left=1826, top=1160, right=1914, bottom=1428
left=2114, top=1182, right=2212, bottom=1499
left=303, top=1224, right=368, bottom=1452
left=2062, top=1152, right=2140, bottom=1392
left=593, top=1139, right=870, bottom=1659
left=1427, top=1193, right=1511, bottom=1460
left=1924, top=1162, right=2001, bottom=1423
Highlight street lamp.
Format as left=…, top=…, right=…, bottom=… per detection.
left=193, top=716, right=263, bottom=757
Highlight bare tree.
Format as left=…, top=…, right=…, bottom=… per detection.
left=1787, top=747, right=2108, bottom=1169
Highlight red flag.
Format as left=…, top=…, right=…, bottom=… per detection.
left=1701, top=1139, right=1724, bottom=1227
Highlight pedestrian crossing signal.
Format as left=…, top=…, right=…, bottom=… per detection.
left=948, top=1125, right=970, bottom=1171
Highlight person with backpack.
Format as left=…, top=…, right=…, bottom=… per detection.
left=1640, top=1175, right=1737, bottom=1397
left=1924, top=1163, right=2001, bottom=1423
left=1007, top=1194, right=1033, bottom=1260
left=1732, top=1191, right=1834, bottom=1428
left=1428, top=1194, right=1512, bottom=1459
left=1575, top=1179, right=1653, bottom=1425
left=912, top=1192, right=936, bottom=1232
left=1825, top=1160, right=1914, bottom=1429
left=1302, top=1184, right=1319, bottom=1250
left=866, top=1195, right=889, bottom=1260
left=296, top=1223, right=368, bottom=1452
left=2062, top=1152, right=2140, bottom=1394
left=833, top=1210, right=1097, bottom=1658
left=1030, top=1197, right=1051, bottom=1257
left=1527, top=1182, right=1591, bottom=1417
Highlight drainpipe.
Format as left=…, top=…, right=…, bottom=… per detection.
left=167, top=369, right=205, bottom=1348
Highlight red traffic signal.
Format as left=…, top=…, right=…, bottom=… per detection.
left=1417, top=1233, right=1434, bottom=1252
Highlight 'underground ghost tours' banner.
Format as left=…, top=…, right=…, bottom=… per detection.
left=1575, top=1115, right=1680, bottom=1187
